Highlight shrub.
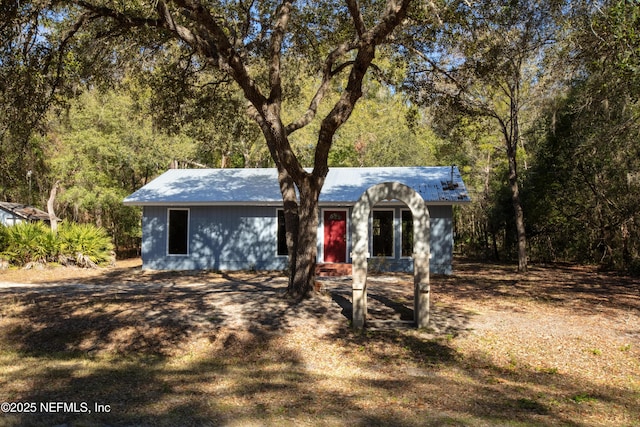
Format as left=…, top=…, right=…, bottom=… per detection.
left=0, top=224, right=8, bottom=252
left=1, top=222, right=55, bottom=266
left=0, top=224, right=8, bottom=267
left=0, top=221, right=115, bottom=268
left=57, top=223, right=115, bottom=267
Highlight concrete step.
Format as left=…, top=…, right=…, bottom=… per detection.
left=316, top=263, right=352, bottom=277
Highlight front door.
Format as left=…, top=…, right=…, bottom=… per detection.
left=323, top=210, right=347, bottom=263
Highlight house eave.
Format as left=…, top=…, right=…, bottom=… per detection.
left=0, top=203, right=58, bottom=222
left=123, top=200, right=471, bottom=207
left=0, top=206, right=28, bottom=220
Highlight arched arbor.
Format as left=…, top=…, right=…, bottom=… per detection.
left=351, top=182, right=430, bottom=329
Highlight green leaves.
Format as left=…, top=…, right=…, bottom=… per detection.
left=331, top=87, right=442, bottom=167
left=57, top=223, right=115, bottom=267
left=0, top=222, right=114, bottom=268
left=49, top=85, right=191, bottom=251
left=1, top=222, right=53, bottom=266
left=519, top=1, right=640, bottom=269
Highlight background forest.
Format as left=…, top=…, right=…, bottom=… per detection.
left=1, top=0, right=639, bottom=273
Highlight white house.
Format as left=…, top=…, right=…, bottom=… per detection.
left=0, top=202, right=54, bottom=227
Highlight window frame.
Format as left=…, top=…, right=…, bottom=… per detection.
left=167, top=208, right=190, bottom=256
left=371, top=209, right=395, bottom=258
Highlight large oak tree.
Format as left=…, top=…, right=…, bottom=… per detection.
left=7, top=0, right=420, bottom=297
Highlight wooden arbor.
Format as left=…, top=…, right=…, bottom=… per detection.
left=351, top=182, right=430, bottom=328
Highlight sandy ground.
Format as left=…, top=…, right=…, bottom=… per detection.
left=0, top=259, right=639, bottom=426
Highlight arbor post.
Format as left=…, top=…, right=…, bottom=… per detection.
left=413, top=253, right=430, bottom=328
left=351, top=195, right=370, bottom=329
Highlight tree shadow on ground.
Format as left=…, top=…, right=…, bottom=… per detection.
left=4, top=327, right=637, bottom=427
left=439, top=259, right=640, bottom=314
left=0, top=261, right=639, bottom=425
left=0, top=271, right=337, bottom=357
left=324, top=275, right=475, bottom=336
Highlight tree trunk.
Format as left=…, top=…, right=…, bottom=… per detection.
left=47, top=180, right=60, bottom=235
left=288, top=176, right=322, bottom=299
left=252, top=105, right=316, bottom=299
left=502, top=84, right=528, bottom=273
left=507, top=141, right=527, bottom=272
left=276, top=168, right=300, bottom=294
left=492, top=229, right=500, bottom=261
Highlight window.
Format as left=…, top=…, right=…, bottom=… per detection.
left=401, top=210, right=413, bottom=257
left=168, top=209, right=189, bottom=255
left=372, top=210, right=394, bottom=257
left=277, top=209, right=288, bottom=256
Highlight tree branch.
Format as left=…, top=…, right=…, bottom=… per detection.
left=156, top=0, right=198, bottom=45
left=165, top=0, right=268, bottom=110
left=313, top=0, right=412, bottom=177
left=285, top=42, right=357, bottom=135
left=236, top=0, right=256, bottom=50
left=268, top=1, right=292, bottom=103
left=328, top=0, right=411, bottom=89
left=408, top=45, right=464, bottom=92
left=75, top=1, right=162, bottom=29
left=37, top=12, right=92, bottom=138
left=346, top=0, right=366, bottom=37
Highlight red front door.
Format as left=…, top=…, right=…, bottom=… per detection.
left=323, top=210, right=347, bottom=263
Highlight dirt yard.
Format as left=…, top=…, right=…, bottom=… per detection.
left=0, top=259, right=638, bottom=426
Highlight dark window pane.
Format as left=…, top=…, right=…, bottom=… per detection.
left=277, top=210, right=288, bottom=256
left=372, top=210, right=394, bottom=257
left=402, top=210, right=413, bottom=257
left=168, top=209, right=189, bottom=255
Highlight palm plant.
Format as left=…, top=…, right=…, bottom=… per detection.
left=57, top=223, right=115, bottom=267
left=2, top=222, right=55, bottom=266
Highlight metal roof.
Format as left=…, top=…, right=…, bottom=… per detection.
left=0, top=202, right=55, bottom=222
left=123, top=166, right=471, bottom=206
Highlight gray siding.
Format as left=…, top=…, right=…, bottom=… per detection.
left=142, top=204, right=454, bottom=274
left=361, top=205, right=453, bottom=275
left=142, top=206, right=286, bottom=271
